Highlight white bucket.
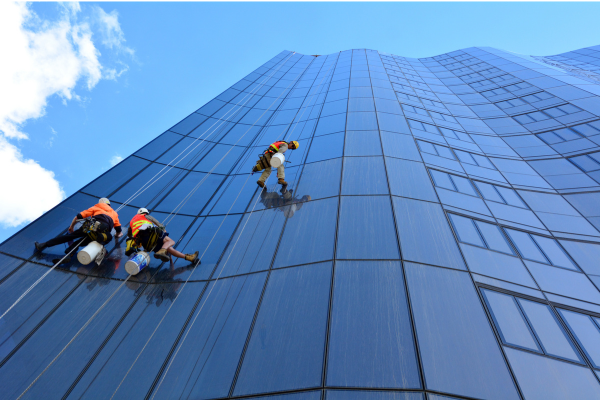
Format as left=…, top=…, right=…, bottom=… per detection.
left=270, top=153, right=285, bottom=168
left=77, top=241, right=104, bottom=265
left=125, top=252, right=151, bottom=276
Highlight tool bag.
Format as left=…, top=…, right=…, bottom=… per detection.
left=252, top=152, right=272, bottom=173
left=81, top=217, right=111, bottom=243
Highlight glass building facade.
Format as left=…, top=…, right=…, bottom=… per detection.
left=2, top=45, right=600, bottom=399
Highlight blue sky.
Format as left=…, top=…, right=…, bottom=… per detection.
left=1, top=1, right=599, bottom=243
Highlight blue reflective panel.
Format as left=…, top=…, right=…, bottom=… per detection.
left=386, top=158, right=437, bottom=201
left=474, top=181, right=503, bottom=202
left=82, top=157, right=150, bottom=198
left=474, top=220, right=513, bottom=254
left=531, top=236, right=577, bottom=270
left=193, top=144, right=245, bottom=175
left=430, top=170, right=455, bottom=191
left=405, top=263, right=519, bottom=400
left=135, top=131, right=183, bottom=161
left=393, top=198, right=465, bottom=270
left=449, top=214, right=484, bottom=247
left=559, top=241, right=600, bottom=276
left=205, top=175, right=257, bottom=216
left=327, top=390, right=424, bottom=400
left=296, top=158, right=342, bottom=200
left=344, top=131, right=383, bottom=156
left=505, top=229, right=547, bottom=263
left=559, top=309, right=600, bottom=368
left=337, top=197, right=399, bottom=260
left=327, top=261, right=420, bottom=388
left=450, top=175, right=477, bottom=196
left=242, top=392, right=322, bottom=400
left=153, top=171, right=225, bottom=216
left=518, top=298, right=582, bottom=362
left=150, top=273, right=267, bottom=400
left=0, top=254, right=23, bottom=282
left=496, top=186, right=526, bottom=207
left=171, top=113, right=208, bottom=135
left=482, top=289, right=540, bottom=351
left=380, top=132, right=421, bottom=161
left=347, top=112, right=379, bottom=131
left=0, top=264, right=79, bottom=361
left=315, top=114, right=346, bottom=136
left=306, top=132, right=345, bottom=163
left=172, top=215, right=242, bottom=280
left=0, top=277, right=135, bottom=399
left=348, top=97, right=375, bottom=112
left=233, top=262, right=332, bottom=396
left=505, top=347, right=600, bottom=400
left=213, top=207, right=285, bottom=278
left=342, top=157, right=389, bottom=195
left=69, top=281, right=204, bottom=399
left=274, top=197, right=338, bottom=268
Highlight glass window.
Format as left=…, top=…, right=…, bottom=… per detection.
left=327, top=261, right=420, bottom=388
left=204, top=174, right=256, bottom=216
left=315, top=114, right=346, bottom=136
left=451, top=175, right=478, bottom=196
left=531, top=236, right=577, bottom=270
left=295, top=159, right=341, bottom=200
left=135, top=131, right=183, bottom=161
left=559, top=241, right=600, bottom=276
left=274, top=197, right=338, bottom=268
left=306, top=132, right=345, bottom=163
left=505, top=347, right=600, bottom=400
left=347, top=112, right=379, bottom=131
left=233, top=262, right=332, bottom=396
left=337, top=197, right=399, bottom=260
left=150, top=273, right=267, bottom=400
left=449, top=214, right=484, bottom=247
left=430, top=169, right=455, bottom=191
left=82, top=157, right=150, bottom=198
left=380, top=132, right=421, bottom=161
left=386, top=158, right=438, bottom=201
left=474, top=221, right=513, bottom=254
left=326, top=391, right=423, bottom=400
left=393, top=198, right=465, bottom=270
left=482, top=289, right=540, bottom=351
left=405, top=263, right=519, bottom=400
left=495, top=187, right=526, bottom=208
left=344, top=131, right=382, bottom=156
left=559, top=309, right=600, bottom=368
left=505, top=229, right=548, bottom=263
left=518, top=299, right=582, bottom=362
left=348, top=97, right=375, bottom=112
left=342, top=157, right=389, bottom=195
left=154, top=171, right=225, bottom=216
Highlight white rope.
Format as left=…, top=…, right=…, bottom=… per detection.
left=15, top=275, right=132, bottom=400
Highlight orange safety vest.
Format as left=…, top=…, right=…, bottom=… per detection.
left=268, top=141, right=286, bottom=153
left=130, top=214, right=154, bottom=237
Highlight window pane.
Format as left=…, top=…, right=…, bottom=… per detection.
left=430, top=170, right=455, bottom=191
left=496, top=187, right=525, bottom=208
left=344, top=131, right=383, bottom=156
left=380, top=132, right=421, bottom=161
left=337, top=197, right=399, bottom=260
left=518, top=299, right=581, bottom=362
left=393, top=198, right=465, bottom=270
left=274, top=197, right=338, bottom=268
left=82, top=157, right=150, bottom=198
left=532, top=236, right=577, bottom=270
left=451, top=175, right=477, bottom=196
left=475, top=221, right=513, bottom=254
left=326, top=261, right=420, bottom=388
left=386, top=158, right=438, bottom=201
left=306, top=132, right=345, bottom=163
left=449, top=214, right=484, bottom=247
left=296, top=158, right=342, bottom=200
left=475, top=181, right=503, bottom=203
left=326, top=390, right=424, bottom=400
left=505, top=229, right=547, bottom=263
left=405, top=263, right=519, bottom=400
left=342, top=157, right=389, bottom=195
left=559, top=309, right=600, bottom=368
left=482, top=290, right=539, bottom=351
left=233, top=263, right=332, bottom=396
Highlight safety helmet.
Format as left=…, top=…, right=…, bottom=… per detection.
left=137, top=208, right=149, bottom=215
left=99, top=198, right=110, bottom=205
left=290, top=141, right=299, bottom=149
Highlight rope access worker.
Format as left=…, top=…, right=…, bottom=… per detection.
left=34, top=198, right=122, bottom=262
left=252, top=140, right=299, bottom=188
left=125, top=208, right=199, bottom=264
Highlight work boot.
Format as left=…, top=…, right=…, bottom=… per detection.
left=257, top=180, right=265, bottom=188
left=278, top=178, right=287, bottom=186
left=185, top=251, right=200, bottom=264
left=154, top=248, right=170, bottom=262
left=34, top=242, right=46, bottom=252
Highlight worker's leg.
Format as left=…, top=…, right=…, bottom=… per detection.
left=159, top=236, right=198, bottom=263
left=277, top=165, right=285, bottom=180
left=42, top=229, right=86, bottom=248
left=258, top=167, right=272, bottom=184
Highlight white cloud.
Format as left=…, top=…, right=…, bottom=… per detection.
left=0, top=2, right=133, bottom=228
left=0, top=136, right=65, bottom=227
left=110, top=154, right=124, bottom=166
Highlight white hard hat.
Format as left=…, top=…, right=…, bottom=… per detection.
left=137, top=208, right=149, bottom=215
left=99, top=198, right=110, bottom=205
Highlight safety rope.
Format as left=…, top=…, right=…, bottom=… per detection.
left=149, top=55, right=337, bottom=398
left=12, top=52, right=309, bottom=399
left=0, top=53, right=295, bottom=324
left=108, top=55, right=318, bottom=399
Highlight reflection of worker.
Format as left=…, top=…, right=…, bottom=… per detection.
left=34, top=198, right=122, bottom=262
left=125, top=208, right=198, bottom=264
left=260, top=188, right=311, bottom=218
left=127, top=262, right=197, bottom=306
left=253, top=141, right=299, bottom=188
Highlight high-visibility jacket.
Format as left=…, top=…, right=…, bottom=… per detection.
left=130, top=214, right=155, bottom=238
left=78, top=203, right=121, bottom=231
left=268, top=141, right=288, bottom=154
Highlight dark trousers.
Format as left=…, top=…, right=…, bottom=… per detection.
left=45, top=225, right=113, bottom=254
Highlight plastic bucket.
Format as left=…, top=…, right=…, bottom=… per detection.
left=77, top=241, right=104, bottom=265
left=270, top=153, right=285, bottom=168
left=125, top=252, right=151, bottom=276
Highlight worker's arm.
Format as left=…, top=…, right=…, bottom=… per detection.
left=147, top=215, right=165, bottom=230
left=278, top=143, right=289, bottom=153
left=67, top=216, right=78, bottom=233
